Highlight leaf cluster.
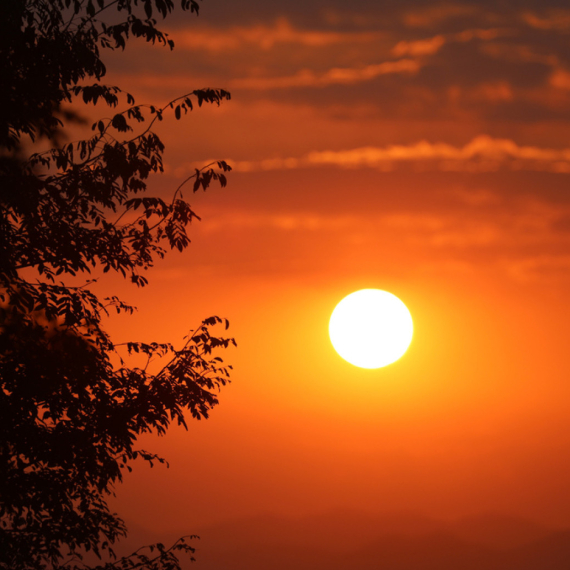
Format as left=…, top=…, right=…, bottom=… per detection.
left=0, top=0, right=200, bottom=149
left=0, top=307, right=234, bottom=569
left=64, top=536, right=198, bottom=570
left=3, top=87, right=231, bottom=287
left=1, top=1, right=235, bottom=569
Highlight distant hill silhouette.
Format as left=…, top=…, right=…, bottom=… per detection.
left=110, top=510, right=569, bottom=570
left=450, top=512, right=553, bottom=550
left=183, top=510, right=570, bottom=570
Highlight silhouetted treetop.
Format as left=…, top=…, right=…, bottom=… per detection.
left=1, top=0, right=203, bottom=149
left=1, top=0, right=232, bottom=322
left=0, top=1, right=235, bottom=569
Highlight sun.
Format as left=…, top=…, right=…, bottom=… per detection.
left=329, top=289, right=413, bottom=369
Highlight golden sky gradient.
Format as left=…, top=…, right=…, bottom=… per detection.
left=81, top=0, right=570, bottom=566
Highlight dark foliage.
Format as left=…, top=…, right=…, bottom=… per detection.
left=0, top=1, right=234, bottom=568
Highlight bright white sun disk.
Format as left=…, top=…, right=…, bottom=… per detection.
left=329, top=289, right=413, bottom=369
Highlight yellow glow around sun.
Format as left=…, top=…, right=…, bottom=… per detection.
left=329, top=289, right=413, bottom=369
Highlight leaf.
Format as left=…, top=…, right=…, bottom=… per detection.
left=144, top=0, right=153, bottom=19
left=111, top=113, right=131, bottom=132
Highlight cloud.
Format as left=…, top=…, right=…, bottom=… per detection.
left=402, top=4, right=479, bottom=28
left=200, top=211, right=358, bottom=233
left=391, top=28, right=502, bottom=58
left=506, top=254, right=570, bottom=282
left=230, top=59, right=420, bottom=90
left=170, top=18, right=383, bottom=52
left=224, top=157, right=302, bottom=173
left=453, top=28, right=503, bottom=42
left=178, top=136, right=570, bottom=174
left=447, top=81, right=514, bottom=103
left=195, top=199, right=568, bottom=268
left=305, top=136, right=570, bottom=171
left=392, top=35, right=446, bottom=57
left=550, top=69, right=570, bottom=90
left=521, top=10, right=570, bottom=31
left=480, top=42, right=558, bottom=67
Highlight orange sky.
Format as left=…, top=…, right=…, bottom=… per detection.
left=79, top=0, right=570, bottom=566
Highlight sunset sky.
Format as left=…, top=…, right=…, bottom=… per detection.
left=87, top=0, right=570, bottom=566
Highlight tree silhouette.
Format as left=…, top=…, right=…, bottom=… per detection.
left=0, top=1, right=234, bottom=568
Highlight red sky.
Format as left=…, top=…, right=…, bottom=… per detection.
left=79, top=0, right=570, bottom=566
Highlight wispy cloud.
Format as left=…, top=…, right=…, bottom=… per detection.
left=180, top=136, right=570, bottom=175
left=170, top=18, right=384, bottom=51
left=196, top=201, right=570, bottom=275
left=506, top=254, right=570, bottom=282
left=230, top=59, right=419, bottom=90
left=521, top=10, right=570, bottom=31
left=391, top=35, right=446, bottom=57
left=199, top=212, right=358, bottom=233
left=446, top=81, right=514, bottom=103
left=391, top=28, right=503, bottom=58
left=402, top=4, right=479, bottom=28
left=304, top=136, right=570, bottom=169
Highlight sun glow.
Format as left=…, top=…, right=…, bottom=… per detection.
left=329, top=289, right=413, bottom=369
